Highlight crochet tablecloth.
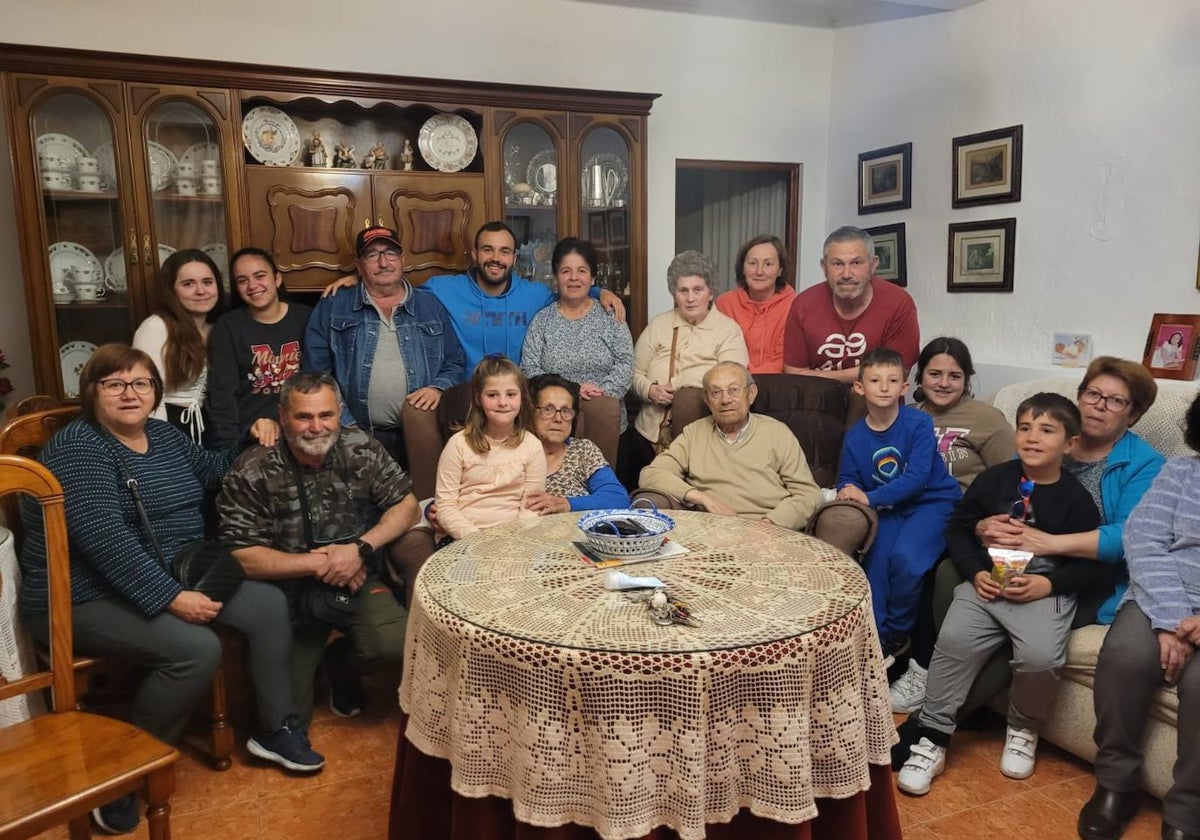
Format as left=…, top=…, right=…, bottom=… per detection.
left=399, top=511, right=896, bottom=840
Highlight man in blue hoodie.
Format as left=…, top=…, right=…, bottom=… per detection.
left=423, top=221, right=624, bottom=370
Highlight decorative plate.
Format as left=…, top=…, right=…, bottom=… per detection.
left=201, top=243, right=229, bottom=288
left=93, top=142, right=118, bottom=191
left=37, top=133, right=88, bottom=167
left=144, top=141, right=178, bottom=191
left=418, top=113, right=478, bottom=173
left=581, top=151, right=629, bottom=206
left=526, top=150, right=558, bottom=198
left=60, top=341, right=98, bottom=399
left=48, top=241, right=102, bottom=293
left=157, top=243, right=177, bottom=266
left=242, top=106, right=302, bottom=166
left=179, top=141, right=221, bottom=174
left=104, top=249, right=127, bottom=292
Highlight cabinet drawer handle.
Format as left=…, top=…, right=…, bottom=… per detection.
left=142, top=234, right=153, bottom=265
left=129, top=229, right=139, bottom=265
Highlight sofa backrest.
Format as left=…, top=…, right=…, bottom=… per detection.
left=750, top=374, right=861, bottom=489
left=991, top=376, right=1199, bottom=459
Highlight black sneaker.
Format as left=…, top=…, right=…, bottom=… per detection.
left=325, top=636, right=365, bottom=718
left=247, top=716, right=326, bottom=772
left=92, top=793, right=139, bottom=835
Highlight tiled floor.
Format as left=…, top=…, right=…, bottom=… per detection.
left=28, top=687, right=1167, bottom=839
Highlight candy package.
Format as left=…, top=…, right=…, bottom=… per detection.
left=988, top=547, right=1033, bottom=586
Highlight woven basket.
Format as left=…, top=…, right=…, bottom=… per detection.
left=577, top=507, right=675, bottom=558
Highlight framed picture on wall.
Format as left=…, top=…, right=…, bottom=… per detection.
left=952, top=124, right=1023, bottom=208
left=1142, top=313, right=1200, bottom=380
left=947, top=218, right=1016, bottom=293
left=864, top=222, right=907, bottom=286
left=857, top=142, right=912, bottom=214
left=587, top=211, right=608, bottom=245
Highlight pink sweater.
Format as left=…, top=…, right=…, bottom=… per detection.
left=434, top=430, right=547, bottom=539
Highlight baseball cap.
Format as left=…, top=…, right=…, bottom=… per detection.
left=356, top=225, right=402, bottom=257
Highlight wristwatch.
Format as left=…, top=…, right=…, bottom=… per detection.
left=354, top=538, right=374, bottom=560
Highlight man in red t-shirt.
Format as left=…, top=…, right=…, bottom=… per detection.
left=783, top=226, right=920, bottom=383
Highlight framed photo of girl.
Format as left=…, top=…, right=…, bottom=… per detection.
left=1142, top=313, right=1200, bottom=380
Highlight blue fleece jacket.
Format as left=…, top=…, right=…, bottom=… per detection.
left=838, top=405, right=962, bottom=511
left=420, top=272, right=600, bottom=371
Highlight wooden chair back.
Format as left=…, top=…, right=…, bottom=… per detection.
left=0, top=455, right=76, bottom=712
left=0, top=406, right=79, bottom=542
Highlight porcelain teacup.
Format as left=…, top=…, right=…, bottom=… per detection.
left=77, top=156, right=99, bottom=174
left=77, top=174, right=101, bottom=192
left=71, top=281, right=106, bottom=302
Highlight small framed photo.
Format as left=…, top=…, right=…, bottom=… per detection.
left=1051, top=333, right=1093, bottom=368
left=587, top=211, right=608, bottom=245
left=858, top=142, right=912, bottom=214
left=505, top=214, right=531, bottom=245
left=607, top=209, right=628, bottom=246
left=952, top=124, right=1023, bottom=208
left=947, top=218, right=1016, bottom=293
left=1142, top=313, right=1200, bottom=380
left=864, top=222, right=907, bottom=286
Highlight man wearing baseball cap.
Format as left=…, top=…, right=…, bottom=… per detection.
left=304, top=224, right=465, bottom=466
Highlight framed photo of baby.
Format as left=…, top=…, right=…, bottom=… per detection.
left=1143, top=313, right=1200, bottom=380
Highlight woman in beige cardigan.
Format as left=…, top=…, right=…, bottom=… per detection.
left=630, top=250, right=748, bottom=474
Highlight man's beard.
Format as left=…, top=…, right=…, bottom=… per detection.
left=289, top=427, right=338, bottom=459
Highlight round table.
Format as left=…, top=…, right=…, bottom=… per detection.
left=395, top=511, right=898, bottom=840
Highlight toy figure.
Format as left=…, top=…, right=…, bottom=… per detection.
left=309, top=133, right=327, bottom=167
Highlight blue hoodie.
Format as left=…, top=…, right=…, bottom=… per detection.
left=419, top=271, right=600, bottom=371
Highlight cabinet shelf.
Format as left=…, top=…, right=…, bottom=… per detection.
left=54, top=300, right=129, bottom=310
left=152, top=192, right=226, bottom=203
left=42, top=189, right=118, bottom=201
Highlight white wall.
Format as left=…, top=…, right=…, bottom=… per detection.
left=825, top=0, right=1200, bottom=391
left=0, top=0, right=834, bottom=401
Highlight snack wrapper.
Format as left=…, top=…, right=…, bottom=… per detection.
left=988, top=547, right=1034, bottom=586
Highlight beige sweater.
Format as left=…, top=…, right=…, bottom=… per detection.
left=632, top=307, right=749, bottom=443
left=638, top=414, right=822, bottom=530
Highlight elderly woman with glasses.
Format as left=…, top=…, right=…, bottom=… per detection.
left=524, top=374, right=630, bottom=514
left=19, top=343, right=322, bottom=833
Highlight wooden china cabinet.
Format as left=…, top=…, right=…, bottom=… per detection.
left=1, top=44, right=657, bottom=401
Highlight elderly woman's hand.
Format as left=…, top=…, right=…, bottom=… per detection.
left=526, top=490, right=571, bottom=515
left=579, top=382, right=605, bottom=400
left=1175, top=615, right=1200, bottom=647
left=648, top=382, right=675, bottom=406
left=975, top=513, right=1025, bottom=547
left=168, top=590, right=222, bottom=624
left=1158, top=630, right=1194, bottom=684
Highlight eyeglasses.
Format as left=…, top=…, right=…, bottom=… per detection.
left=361, top=248, right=401, bottom=263
left=1010, top=475, right=1036, bottom=523
left=98, top=377, right=155, bottom=396
left=705, top=385, right=746, bottom=400
left=536, top=405, right=576, bottom=420
left=1080, top=388, right=1131, bottom=412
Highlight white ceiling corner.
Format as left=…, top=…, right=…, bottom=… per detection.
left=569, top=0, right=988, bottom=28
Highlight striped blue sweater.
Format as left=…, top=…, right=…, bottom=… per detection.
left=19, top=418, right=231, bottom=617
left=1122, top=455, right=1200, bottom=631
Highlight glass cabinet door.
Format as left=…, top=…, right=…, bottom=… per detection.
left=578, top=127, right=631, bottom=297
left=502, top=121, right=559, bottom=289
left=142, top=100, right=231, bottom=289
left=32, top=91, right=131, bottom=397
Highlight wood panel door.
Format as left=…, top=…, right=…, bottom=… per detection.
left=244, top=168, right=372, bottom=291
left=373, top=173, right=486, bottom=286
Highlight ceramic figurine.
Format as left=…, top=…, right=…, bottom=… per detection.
left=401, top=139, right=414, bottom=171
left=334, top=140, right=356, bottom=169
left=309, top=133, right=327, bottom=167
left=369, top=140, right=387, bottom=170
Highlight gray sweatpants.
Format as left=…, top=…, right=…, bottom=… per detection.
left=917, top=580, right=1075, bottom=736
left=1093, top=601, right=1200, bottom=835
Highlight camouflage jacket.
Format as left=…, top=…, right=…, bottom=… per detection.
left=218, top=427, right=412, bottom=558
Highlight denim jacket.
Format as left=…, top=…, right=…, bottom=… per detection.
left=304, top=281, right=466, bottom=429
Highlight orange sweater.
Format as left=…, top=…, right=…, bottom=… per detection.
left=714, top=286, right=796, bottom=374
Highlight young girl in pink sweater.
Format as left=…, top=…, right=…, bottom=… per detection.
left=434, top=356, right=547, bottom=538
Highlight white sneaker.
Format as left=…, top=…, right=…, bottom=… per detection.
left=897, top=737, right=946, bottom=796
left=889, top=660, right=928, bottom=713
left=1000, top=724, right=1038, bottom=779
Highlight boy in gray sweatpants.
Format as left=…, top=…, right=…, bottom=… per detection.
left=895, top=394, right=1113, bottom=795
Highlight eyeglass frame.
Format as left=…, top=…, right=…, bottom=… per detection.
left=535, top=405, right=577, bottom=420
left=704, top=385, right=749, bottom=401
left=97, top=377, right=156, bottom=396
left=1079, top=387, right=1131, bottom=412
left=360, top=247, right=403, bottom=263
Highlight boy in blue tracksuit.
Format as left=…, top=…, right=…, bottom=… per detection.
left=837, top=348, right=961, bottom=660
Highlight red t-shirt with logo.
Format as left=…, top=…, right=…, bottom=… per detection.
left=782, top=278, right=919, bottom=373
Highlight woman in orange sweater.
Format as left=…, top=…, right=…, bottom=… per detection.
left=714, top=235, right=796, bottom=373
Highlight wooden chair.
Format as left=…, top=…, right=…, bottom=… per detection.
left=0, top=455, right=178, bottom=839
left=0, top=406, right=236, bottom=771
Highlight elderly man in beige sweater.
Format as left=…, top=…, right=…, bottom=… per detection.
left=636, top=362, right=822, bottom=530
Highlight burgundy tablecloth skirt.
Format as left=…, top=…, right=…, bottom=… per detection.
left=388, top=719, right=903, bottom=840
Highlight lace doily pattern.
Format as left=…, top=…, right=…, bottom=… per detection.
left=400, top=511, right=896, bottom=840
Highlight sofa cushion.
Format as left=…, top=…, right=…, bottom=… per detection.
left=750, top=374, right=857, bottom=489
left=1062, top=624, right=1179, bottom=727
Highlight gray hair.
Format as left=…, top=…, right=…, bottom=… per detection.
left=280, top=371, right=343, bottom=410
left=822, top=225, right=874, bottom=260
left=666, top=250, right=717, bottom=294
left=702, top=361, right=755, bottom=391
